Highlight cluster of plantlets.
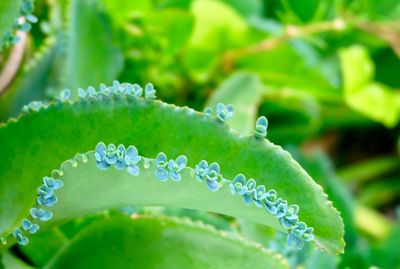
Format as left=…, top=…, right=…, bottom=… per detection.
left=0, top=0, right=37, bottom=49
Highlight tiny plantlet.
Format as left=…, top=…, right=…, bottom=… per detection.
left=0, top=0, right=37, bottom=49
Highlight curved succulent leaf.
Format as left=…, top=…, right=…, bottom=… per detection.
left=0, top=82, right=344, bottom=254
left=0, top=37, right=57, bottom=120
left=43, top=215, right=289, bottom=269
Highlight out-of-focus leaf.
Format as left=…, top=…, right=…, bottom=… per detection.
left=370, top=219, right=400, bottom=269
left=260, top=89, right=321, bottom=144
left=44, top=215, right=289, bottom=269
left=1, top=251, right=34, bottom=269
left=158, top=0, right=191, bottom=9
left=303, top=249, right=337, bottom=269
left=349, top=0, right=400, bottom=20
left=19, top=228, right=68, bottom=268
left=286, top=0, right=320, bottom=22
left=237, top=44, right=341, bottom=102
left=144, top=10, right=194, bottom=54
left=355, top=205, right=393, bottom=241
left=219, top=0, right=263, bottom=18
left=184, top=0, right=248, bottom=81
left=339, top=46, right=400, bottom=127
left=0, top=37, right=56, bottom=120
left=359, top=177, right=400, bottom=207
left=206, top=72, right=263, bottom=134
left=338, top=156, right=400, bottom=183
left=63, top=0, right=123, bottom=91
left=101, top=0, right=152, bottom=28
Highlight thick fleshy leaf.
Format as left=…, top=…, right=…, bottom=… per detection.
left=0, top=90, right=344, bottom=254
left=44, top=215, right=289, bottom=269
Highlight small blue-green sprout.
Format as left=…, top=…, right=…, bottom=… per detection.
left=230, top=174, right=247, bottom=195
left=105, top=144, right=118, bottom=165
left=253, top=185, right=268, bottom=208
left=243, top=178, right=256, bottom=205
left=23, top=101, right=43, bottom=112
left=145, top=83, right=156, bottom=100
left=125, top=145, right=141, bottom=176
left=254, top=116, right=268, bottom=138
left=99, top=83, right=107, bottom=91
left=216, top=103, right=234, bottom=122
left=18, top=22, right=31, bottom=32
left=280, top=204, right=299, bottom=229
left=120, top=83, right=133, bottom=95
left=168, top=155, right=187, bottom=181
left=263, top=189, right=278, bottom=214
left=115, top=144, right=126, bottom=170
left=287, top=231, right=303, bottom=249
left=302, top=227, right=315, bottom=242
left=43, top=177, right=63, bottom=190
left=26, top=14, right=38, bottom=24
left=287, top=222, right=314, bottom=249
left=21, top=0, right=34, bottom=14
left=112, top=80, right=120, bottom=93
left=95, top=142, right=110, bottom=170
left=13, top=228, right=28, bottom=246
left=87, top=86, right=97, bottom=98
left=206, top=163, right=220, bottom=191
left=274, top=198, right=288, bottom=218
left=12, top=35, right=21, bottom=45
left=78, top=88, right=87, bottom=99
left=99, top=83, right=111, bottom=96
left=30, top=208, right=53, bottom=221
left=155, top=152, right=169, bottom=181
left=21, top=219, right=39, bottom=234
left=195, top=161, right=221, bottom=191
left=37, top=194, right=57, bottom=207
left=58, top=89, right=71, bottom=102
left=195, top=160, right=208, bottom=182
left=37, top=185, right=54, bottom=199
left=203, top=107, right=213, bottom=119
left=132, top=84, right=143, bottom=98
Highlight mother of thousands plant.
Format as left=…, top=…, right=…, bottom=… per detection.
left=0, top=82, right=344, bottom=262
left=0, top=1, right=346, bottom=268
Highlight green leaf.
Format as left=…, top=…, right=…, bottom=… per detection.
left=63, top=0, right=123, bottom=91
left=0, top=37, right=57, bottom=120
left=339, top=46, right=400, bottom=127
left=184, top=0, right=248, bottom=81
left=218, top=0, right=263, bottom=19
left=1, top=251, right=34, bottom=269
left=237, top=44, right=341, bottom=103
left=19, top=228, right=67, bottom=267
left=206, top=72, right=263, bottom=134
left=44, top=215, right=289, bottom=269
left=0, top=87, right=344, bottom=254
left=100, top=0, right=152, bottom=29
left=144, top=10, right=194, bottom=55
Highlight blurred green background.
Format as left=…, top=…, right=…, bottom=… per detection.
left=0, top=0, right=399, bottom=268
